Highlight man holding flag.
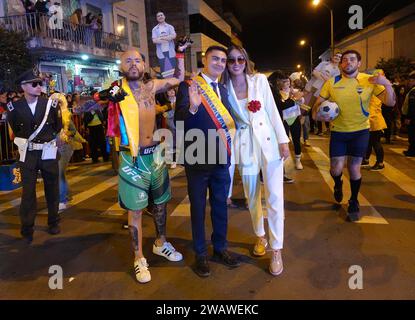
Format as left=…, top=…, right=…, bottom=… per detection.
left=102, top=39, right=191, bottom=283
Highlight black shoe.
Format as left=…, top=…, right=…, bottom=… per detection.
left=48, top=224, right=61, bottom=235
left=284, top=176, right=294, bottom=184
left=194, top=256, right=210, bottom=277
left=361, top=159, right=370, bottom=167
left=22, top=234, right=33, bottom=244
left=403, top=150, right=415, bottom=157
left=370, top=163, right=385, bottom=171
left=212, top=250, right=241, bottom=268
left=346, top=200, right=360, bottom=222
left=333, top=181, right=343, bottom=203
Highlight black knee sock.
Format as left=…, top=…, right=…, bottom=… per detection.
left=331, top=172, right=342, bottom=187
left=350, top=178, right=362, bottom=202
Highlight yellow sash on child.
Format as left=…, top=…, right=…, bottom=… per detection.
left=193, top=76, right=235, bottom=156
left=119, top=79, right=140, bottom=157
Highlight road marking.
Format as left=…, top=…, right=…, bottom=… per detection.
left=102, top=166, right=185, bottom=215
left=379, top=161, right=415, bottom=197
left=308, top=146, right=388, bottom=224
left=0, top=164, right=111, bottom=213
left=39, top=176, right=118, bottom=214
left=390, top=148, right=415, bottom=161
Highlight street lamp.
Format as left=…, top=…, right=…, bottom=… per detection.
left=299, top=39, right=313, bottom=77
left=312, top=0, right=334, bottom=56
left=297, top=64, right=301, bottom=69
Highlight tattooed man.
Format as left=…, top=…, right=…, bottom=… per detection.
left=105, top=41, right=190, bottom=283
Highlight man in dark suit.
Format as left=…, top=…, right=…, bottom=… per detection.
left=6, top=68, right=63, bottom=243
left=175, top=46, right=240, bottom=277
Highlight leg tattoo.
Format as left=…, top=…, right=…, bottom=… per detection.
left=128, top=225, right=139, bottom=253
left=152, top=203, right=167, bottom=239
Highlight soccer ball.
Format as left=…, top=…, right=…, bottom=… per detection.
left=318, top=101, right=339, bottom=121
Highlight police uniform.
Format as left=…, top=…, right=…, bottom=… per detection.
left=6, top=68, right=63, bottom=241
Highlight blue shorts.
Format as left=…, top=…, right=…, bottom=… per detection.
left=329, top=129, right=370, bottom=158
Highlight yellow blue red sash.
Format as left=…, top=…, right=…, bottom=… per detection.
left=190, top=76, right=235, bottom=156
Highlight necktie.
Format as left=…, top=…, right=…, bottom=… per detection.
left=211, top=82, right=219, bottom=98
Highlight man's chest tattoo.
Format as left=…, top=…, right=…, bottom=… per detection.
left=132, top=82, right=155, bottom=109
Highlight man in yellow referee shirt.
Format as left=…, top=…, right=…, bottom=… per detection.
left=312, top=50, right=395, bottom=221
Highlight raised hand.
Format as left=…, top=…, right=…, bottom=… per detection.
left=188, top=80, right=201, bottom=112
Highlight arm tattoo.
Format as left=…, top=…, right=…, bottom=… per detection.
left=128, top=226, right=139, bottom=252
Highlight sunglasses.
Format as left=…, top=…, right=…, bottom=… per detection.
left=227, top=57, right=246, bottom=65
left=31, top=81, right=43, bottom=88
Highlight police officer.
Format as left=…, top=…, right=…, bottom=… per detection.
left=6, top=67, right=63, bottom=243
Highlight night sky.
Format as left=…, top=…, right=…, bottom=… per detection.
left=224, top=0, right=414, bottom=72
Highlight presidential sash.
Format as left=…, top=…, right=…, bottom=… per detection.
left=119, top=79, right=140, bottom=158
left=190, top=76, right=235, bottom=156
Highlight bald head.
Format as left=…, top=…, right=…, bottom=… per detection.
left=120, top=49, right=145, bottom=81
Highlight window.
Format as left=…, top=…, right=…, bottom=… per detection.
left=130, top=21, right=140, bottom=47
left=117, top=15, right=128, bottom=44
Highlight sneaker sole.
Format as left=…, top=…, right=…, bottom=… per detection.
left=153, top=249, right=183, bottom=262
left=252, top=250, right=266, bottom=257
left=136, top=277, right=151, bottom=284
left=269, top=266, right=284, bottom=276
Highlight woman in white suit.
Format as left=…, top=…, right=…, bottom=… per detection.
left=222, top=45, right=290, bottom=276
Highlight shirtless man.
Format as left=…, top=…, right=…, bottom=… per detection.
left=107, top=41, right=190, bottom=283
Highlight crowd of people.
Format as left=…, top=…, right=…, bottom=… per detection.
left=2, top=17, right=415, bottom=285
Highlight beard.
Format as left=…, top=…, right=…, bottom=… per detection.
left=125, top=71, right=144, bottom=81
left=342, top=66, right=358, bottom=75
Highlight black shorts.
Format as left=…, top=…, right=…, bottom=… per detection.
left=329, top=129, right=370, bottom=158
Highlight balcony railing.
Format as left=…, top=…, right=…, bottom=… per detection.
left=0, top=13, right=127, bottom=54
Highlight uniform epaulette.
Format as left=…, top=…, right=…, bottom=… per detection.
left=7, top=101, right=14, bottom=112
left=51, top=98, right=59, bottom=108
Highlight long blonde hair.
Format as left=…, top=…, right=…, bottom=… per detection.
left=221, top=45, right=256, bottom=85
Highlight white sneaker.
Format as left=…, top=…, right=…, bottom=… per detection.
left=58, top=202, right=67, bottom=213
left=134, top=257, right=151, bottom=283
left=153, top=241, right=183, bottom=262
left=170, top=162, right=177, bottom=169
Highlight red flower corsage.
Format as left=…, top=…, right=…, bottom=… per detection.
left=247, top=100, right=261, bottom=113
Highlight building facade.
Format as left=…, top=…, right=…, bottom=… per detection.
left=145, top=0, right=241, bottom=74
left=0, top=0, right=148, bottom=93
left=319, top=2, right=415, bottom=70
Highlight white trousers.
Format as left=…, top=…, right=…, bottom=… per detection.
left=240, top=156, right=285, bottom=250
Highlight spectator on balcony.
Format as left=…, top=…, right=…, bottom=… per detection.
left=93, top=14, right=103, bottom=48
left=23, top=0, right=36, bottom=31
left=48, top=2, right=64, bottom=39
left=70, top=8, right=83, bottom=43
left=84, top=13, right=95, bottom=47
left=35, top=0, right=48, bottom=14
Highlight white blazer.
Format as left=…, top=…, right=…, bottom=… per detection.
left=227, top=73, right=289, bottom=167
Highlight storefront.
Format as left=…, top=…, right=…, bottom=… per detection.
left=39, top=55, right=120, bottom=94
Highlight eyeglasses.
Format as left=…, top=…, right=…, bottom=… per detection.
left=227, top=57, right=246, bottom=65
left=31, top=81, right=43, bottom=88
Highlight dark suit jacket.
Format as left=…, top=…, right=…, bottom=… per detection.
left=175, top=78, right=233, bottom=170
left=6, top=96, right=62, bottom=168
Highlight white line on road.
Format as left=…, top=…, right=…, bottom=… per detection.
left=380, top=161, right=415, bottom=197
left=309, top=146, right=388, bottom=224
left=0, top=164, right=111, bottom=214
left=390, top=148, right=415, bottom=161
left=38, top=175, right=118, bottom=214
